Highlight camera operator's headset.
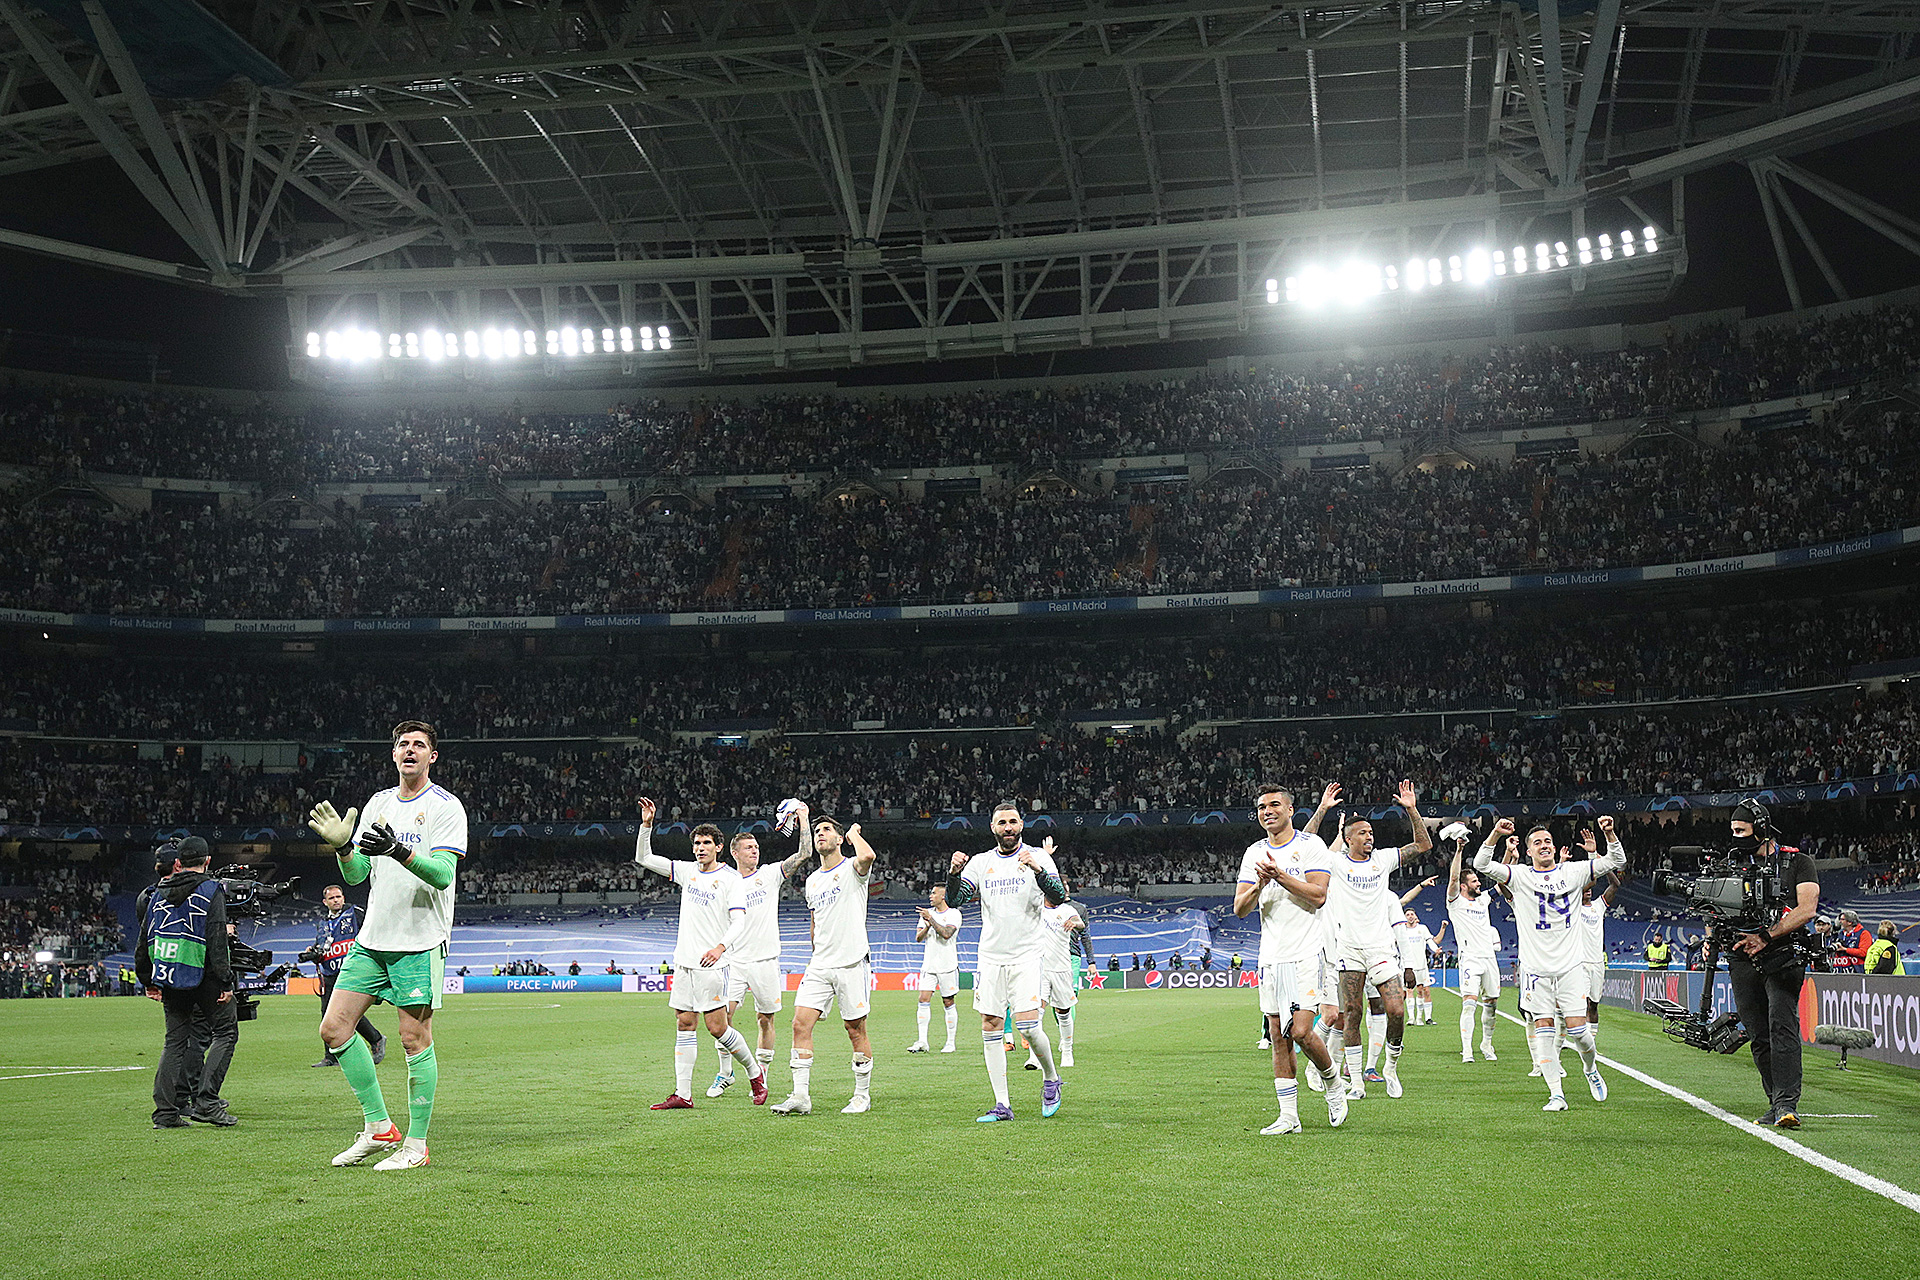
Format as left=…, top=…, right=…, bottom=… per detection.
left=1730, top=797, right=1775, bottom=843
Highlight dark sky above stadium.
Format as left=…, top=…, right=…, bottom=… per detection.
left=1, top=130, right=1916, bottom=391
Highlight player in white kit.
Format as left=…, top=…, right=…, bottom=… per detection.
left=707, top=827, right=813, bottom=1098
left=1474, top=816, right=1626, bottom=1110
left=1234, top=784, right=1348, bottom=1134
left=907, top=884, right=962, bottom=1054
left=1445, top=825, right=1503, bottom=1063
left=771, top=815, right=879, bottom=1115
left=1575, top=828, right=1625, bottom=1047
left=1038, top=895, right=1091, bottom=1068
left=1395, top=896, right=1439, bottom=1025
left=635, top=810, right=768, bottom=1109
left=1326, top=780, right=1432, bottom=1099
left=947, top=802, right=1069, bottom=1121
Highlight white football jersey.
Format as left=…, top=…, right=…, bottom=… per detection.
left=1326, top=845, right=1404, bottom=954
left=1236, top=830, right=1334, bottom=967
left=1447, top=892, right=1500, bottom=961
left=351, top=783, right=466, bottom=952
left=734, top=864, right=787, bottom=963
left=1578, top=896, right=1610, bottom=968
left=668, top=862, right=744, bottom=969
left=1397, top=920, right=1434, bottom=970
left=804, top=856, right=871, bottom=969
left=1480, top=849, right=1622, bottom=976
left=960, top=844, right=1060, bottom=966
left=1040, top=903, right=1079, bottom=973
left=919, top=906, right=962, bottom=973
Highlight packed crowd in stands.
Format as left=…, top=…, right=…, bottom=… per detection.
left=3, top=687, right=1913, bottom=828
left=4, top=305, right=1915, bottom=483
left=0, top=861, right=124, bottom=964
left=4, top=588, right=1914, bottom=740
left=5, top=407, right=1916, bottom=618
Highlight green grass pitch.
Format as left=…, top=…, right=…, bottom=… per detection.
left=4, top=988, right=1916, bottom=1279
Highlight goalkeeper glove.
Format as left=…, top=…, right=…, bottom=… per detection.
left=359, top=821, right=403, bottom=860
left=308, top=801, right=359, bottom=852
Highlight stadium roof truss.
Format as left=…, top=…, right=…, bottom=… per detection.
left=2, top=0, right=1919, bottom=380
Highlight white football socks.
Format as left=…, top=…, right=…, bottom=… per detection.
left=715, top=1025, right=760, bottom=1077
left=789, top=1051, right=813, bottom=1101
left=673, top=1030, right=697, bottom=1099
left=944, top=1005, right=958, bottom=1048
left=984, top=1031, right=1010, bottom=1106
left=916, top=1002, right=931, bottom=1044
left=1017, top=1018, right=1058, bottom=1081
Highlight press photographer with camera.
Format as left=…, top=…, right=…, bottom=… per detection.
left=135, top=837, right=239, bottom=1129
left=300, top=885, right=387, bottom=1069
left=1723, top=799, right=1820, bottom=1130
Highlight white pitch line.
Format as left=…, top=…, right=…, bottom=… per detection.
left=0, top=1066, right=145, bottom=1081
left=1453, top=991, right=1920, bottom=1215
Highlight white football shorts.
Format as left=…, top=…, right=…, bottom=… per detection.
left=1041, top=967, right=1078, bottom=1010
left=795, top=960, right=871, bottom=1021
left=1339, top=942, right=1400, bottom=989
left=669, top=965, right=729, bottom=1013
left=918, top=969, right=959, bottom=999
left=1459, top=957, right=1501, bottom=999
left=974, top=958, right=1044, bottom=1017
left=1519, top=968, right=1586, bottom=1019
left=725, top=957, right=783, bottom=1015
left=1584, top=962, right=1606, bottom=1005
left=1259, top=957, right=1323, bottom=1018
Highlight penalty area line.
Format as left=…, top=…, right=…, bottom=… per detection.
left=0, top=1066, right=145, bottom=1081
left=1451, top=990, right=1920, bottom=1215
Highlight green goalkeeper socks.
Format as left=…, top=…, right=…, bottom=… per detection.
left=407, top=1044, right=438, bottom=1141
left=332, top=1035, right=390, bottom=1128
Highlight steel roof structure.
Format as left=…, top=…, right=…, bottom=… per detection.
left=3, top=0, right=1918, bottom=380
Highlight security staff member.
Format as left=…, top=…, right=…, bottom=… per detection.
left=135, top=838, right=240, bottom=1128
left=1724, top=799, right=1820, bottom=1131
left=1865, top=922, right=1903, bottom=975
left=1645, top=934, right=1672, bottom=970
left=302, top=885, right=386, bottom=1068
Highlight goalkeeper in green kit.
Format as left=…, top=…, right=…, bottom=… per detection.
left=306, top=721, right=467, bottom=1171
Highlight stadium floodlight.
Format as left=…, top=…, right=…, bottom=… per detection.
left=561, top=325, right=579, bottom=356
left=1621, top=228, right=1636, bottom=256
left=1492, top=249, right=1507, bottom=277
left=482, top=328, right=503, bottom=360
left=1448, top=254, right=1463, bottom=283
left=34, top=950, right=52, bottom=963
left=422, top=328, right=442, bottom=360
left=1404, top=257, right=1424, bottom=292
left=602, top=327, right=615, bottom=352
left=1535, top=242, right=1551, bottom=272
left=1466, top=248, right=1490, bottom=284
left=582, top=327, right=597, bottom=353
left=1554, top=241, right=1570, bottom=268
left=1643, top=225, right=1659, bottom=252
left=1427, top=257, right=1442, bottom=287
left=524, top=330, right=537, bottom=354
left=503, top=329, right=521, bottom=357
left=659, top=327, right=672, bottom=350
left=463, top=330, right=479, bottom=358
left=1283, top=276, right=1298, bottom=302
left=620, top=325, right=635, bottom=351
left=1512, top=246, right=1527, bottom=274
left=1577, top=237, right=1594, bottom=265
left=305, top=331, right=321, bottom=357
left=546, top=329, right=559, bottom=355
left=640, top=325, right=655, bottom=351
left=1384, top=264, right=1399, bottom=291
left=1265, top=277, right=1280, bottom=304
left=1598, top=233, right=1614, bottom=260
left=405, top=332, right=420, bottom=358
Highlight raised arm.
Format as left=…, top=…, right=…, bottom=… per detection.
left=779, top=800, right=816, bottom=876
left=1300, top=781, right=1342, bottom=839
left=1447, top=835, right=1464, bottom=902
left=946, top=851, right=977, bottom=908
left=846, top=822, right=878, bottom=877
left=632, top=798, right=673, bottom=877
left=1474, top=818, right=1516, bottom=884
left=1591, top=814, right=1626, bottom=877
left=1397, top=780, right=1432, bottom=854
left=1600, top=868, right=1625, bottom=909
left=914, top=910, right=932, bottom=943
left=1400, top=875, right=1438, bottom=906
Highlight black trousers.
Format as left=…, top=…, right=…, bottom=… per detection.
left=319, top=974, right=383, bottom=1060
left=153, top=985, right=239, bottom=1120
left=1728, top=954, right=1806, bottom=1112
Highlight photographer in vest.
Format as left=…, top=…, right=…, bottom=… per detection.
left=135, top=837, right=239, bottom=1129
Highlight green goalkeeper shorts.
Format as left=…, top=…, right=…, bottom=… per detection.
left=335, top=942, right=445, bottom=1010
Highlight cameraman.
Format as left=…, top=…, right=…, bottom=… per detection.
left=134, top=838, right=239, bottom=1129
left=1724, top=800, right=1820, bottom=1130
left=302, top=885, right=386, bottom=1069
left=1829, top=910, right=1871, bottom=974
